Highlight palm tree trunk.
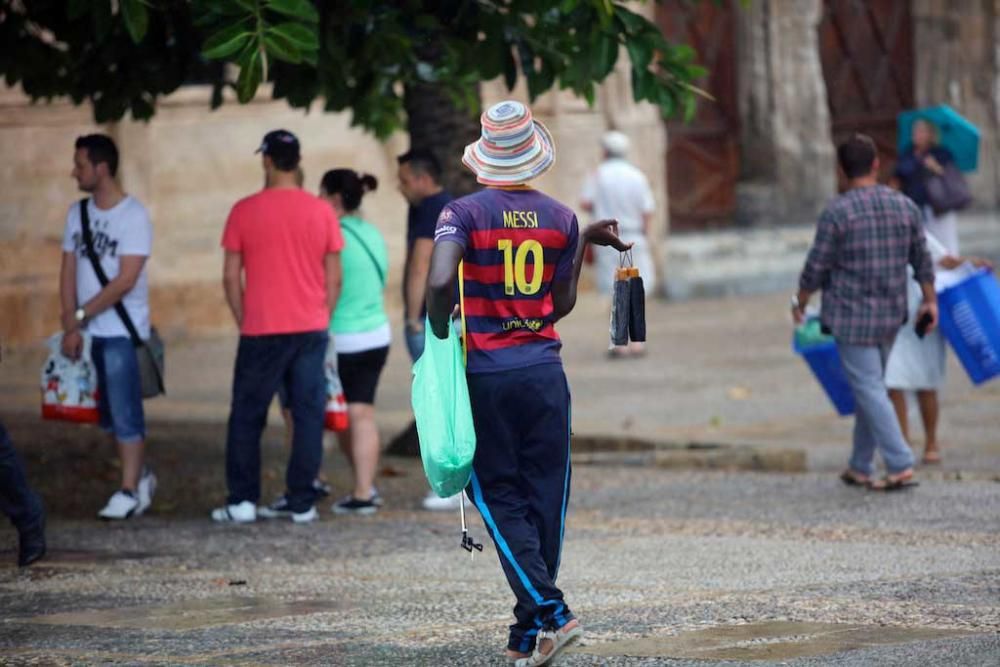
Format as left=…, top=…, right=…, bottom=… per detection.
left=403, top=81, right=481, bottom=197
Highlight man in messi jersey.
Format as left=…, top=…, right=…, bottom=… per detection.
left=427, top=101, right=630, bottom=666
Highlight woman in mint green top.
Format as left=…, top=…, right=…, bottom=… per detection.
left=320, top=169, right=390, bottom=515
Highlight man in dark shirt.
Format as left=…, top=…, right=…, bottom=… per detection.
left=396, top=149, right=452, bottom=362
left=793, top=134, right=936, bottom=491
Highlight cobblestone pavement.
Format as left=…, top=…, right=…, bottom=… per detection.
left=1, top=463, right=998, bottom=665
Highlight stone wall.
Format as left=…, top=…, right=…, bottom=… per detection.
left=734, top=0, right=837, bottom=226
left=0, top=69, right=667, bottom=346
left=913, top=0, right=1000, bottom=209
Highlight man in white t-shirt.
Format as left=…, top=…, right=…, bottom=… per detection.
left=580, top=131, right=656, bottom=357
left=59, top=134, right=156, bottom=520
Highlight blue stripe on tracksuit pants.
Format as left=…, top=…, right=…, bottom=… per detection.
left=464, top=362, right=574, bottom=653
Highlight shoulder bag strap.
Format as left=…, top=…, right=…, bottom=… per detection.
left=340, top=221, right=386, bottom=286
left=78, top=199, right=144, bottom=348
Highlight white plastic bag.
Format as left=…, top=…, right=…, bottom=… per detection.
left=41, top=332, right=100, bottom=423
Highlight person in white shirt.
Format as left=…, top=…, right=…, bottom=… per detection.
left=884, top=230, right=992, bottom=464
left=580, top=131, right=656, bottom=357
left=59, top=134, right=156, bottom=520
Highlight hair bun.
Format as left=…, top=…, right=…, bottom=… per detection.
left=360, top=173, right=378, bottom=193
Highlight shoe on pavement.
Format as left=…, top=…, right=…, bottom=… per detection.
left=514, top=623, right=583, bottom=667
left=18, top=514, right=46, bottom=567
left=257, top=495, right=294, bottom=519
left=136, top=469, right=157, bottom=516
left=332, top=497, right=379, bottom=515
left=98, top=490, right=140, bottom=520
left=312, top=478, right=332, bottom=498
left=422, top=491, right=471, bottom=512
left=291, top=506, right=318, bottom=524
left=335, top=487, right=383, bottom=508
left=211, top=500, right=256, bottom=523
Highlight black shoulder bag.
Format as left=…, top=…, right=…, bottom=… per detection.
left=79, top=198, right=165, bottom=398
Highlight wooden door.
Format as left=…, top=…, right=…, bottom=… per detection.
left=657, top=1, right=739, bottom=231
left=819, top=0, right=914, bottom=184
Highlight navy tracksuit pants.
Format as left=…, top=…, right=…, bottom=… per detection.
left=464, top=362, right=574, bottom=653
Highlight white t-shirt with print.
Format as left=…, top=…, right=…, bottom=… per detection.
left=61, top=196, right=152, bottom=339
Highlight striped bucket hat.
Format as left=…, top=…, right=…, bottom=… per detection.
left=462, top=100, right=555, bottom=186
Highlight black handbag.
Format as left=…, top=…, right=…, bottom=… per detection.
left=79, top=199, right=165, bottom=398
left=926, top=164, right=972, bottom=214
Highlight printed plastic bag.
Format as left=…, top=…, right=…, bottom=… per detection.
left=412, top=318, right=476, bottom=498
left=40, top=332, right=100, bottom=423
left=323, top=338, right=349, bottom=432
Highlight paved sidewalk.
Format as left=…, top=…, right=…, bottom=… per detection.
left=3, top=291, right=998, bottom=475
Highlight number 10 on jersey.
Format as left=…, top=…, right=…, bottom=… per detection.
left=497, top=239, right=544, bottom=296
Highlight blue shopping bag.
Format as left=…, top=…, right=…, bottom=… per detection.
left=938, top=269, right=1000, bottom=385
left=793, top=319, right=855, bottom=416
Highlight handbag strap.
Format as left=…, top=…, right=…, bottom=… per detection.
left=340, top=220, right=386, bottom=286
left=78, top=198, right=144, bottom=349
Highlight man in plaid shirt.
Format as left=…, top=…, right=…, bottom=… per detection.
left=793, top=134, right=936, bottom=491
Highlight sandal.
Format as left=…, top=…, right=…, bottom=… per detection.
left=839, top=470, right=871, bottom=487
left=513, top=622, right=583, bottom=667
left=870, top=470, right=918, bottom=492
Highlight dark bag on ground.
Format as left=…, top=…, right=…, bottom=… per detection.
left=79, top=199, right=165, bottom=399
left=926, top=164, right=972, bottom=214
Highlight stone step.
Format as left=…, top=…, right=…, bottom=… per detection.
left=662, top=212, right=1000, bottom=301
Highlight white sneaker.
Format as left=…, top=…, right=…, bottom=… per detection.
left=421, top=491, right=471, bottom=512
left=98, top=491, right=140, bottom=520
left=136, top=469, right=157, bottom=516
left=211, top=501, right=256, bottom=523
left=291, top=506, right=318, bottom=524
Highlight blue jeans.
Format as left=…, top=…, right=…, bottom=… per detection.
left=0, top=423, right=44, bottom=535
left=837, top=341, right=916, bottom=475
left=92, top=336, right=145, bottom=443
left=225, top=331, right=328, bottom=513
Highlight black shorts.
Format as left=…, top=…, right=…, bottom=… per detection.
left=337, top=346, right=389, bottom=405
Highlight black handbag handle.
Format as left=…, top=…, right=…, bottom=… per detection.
left=78, top=198, right=144, bottom=349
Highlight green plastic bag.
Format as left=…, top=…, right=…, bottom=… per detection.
left=412, top=318, right=477, bottom=498
left=794, top=317, right=834, bottom=349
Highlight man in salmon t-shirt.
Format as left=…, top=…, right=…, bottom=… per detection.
left=212, top=129, right=343, bottom=525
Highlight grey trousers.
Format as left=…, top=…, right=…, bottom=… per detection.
left=836, top=341, right=916, bottom=476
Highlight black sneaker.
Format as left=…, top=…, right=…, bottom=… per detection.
left=332, top=497, right=378, bottom=516
left=312, top=479, right=332, bottom=498
left=257, top=495, right=293, bottom=519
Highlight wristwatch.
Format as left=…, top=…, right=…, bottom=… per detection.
left=74, top=307, right=86, bottom=324
left=790, top=294, right=802, bottom=311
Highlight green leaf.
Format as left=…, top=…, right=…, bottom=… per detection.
left=67, top=0, right=89, bottom=20
left=269, top=22, right=318, bottom=51
left=202, top=22, right=254, bottom=59
left=237, top=48, right=263, bottom=103
left=593, top=32, right=618, bottom=78
left=263, top=30, right=303, bottom=64
left=121, top=0, right=149, bottom=44
left=265, top=0, right=318, bottom=24
left=92, top=1, right=112, bottom=41
left=614, top=6, right=648, bottom=35
left=625, top=43, right=651, bottom=73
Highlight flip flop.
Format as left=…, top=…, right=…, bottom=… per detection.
left=839, top=470, right=871, bottom=487
left=870, top=474, right=919, bottom=492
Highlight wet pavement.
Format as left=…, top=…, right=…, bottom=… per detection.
left=1, top=463, right=998, bottom=665
left=1, top=290, right=999, bottom=664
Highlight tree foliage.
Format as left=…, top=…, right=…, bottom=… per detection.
left=1, top=1, right=707, bottom=137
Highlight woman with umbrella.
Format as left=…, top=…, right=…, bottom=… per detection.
left=894, top=119, right=962, bottom=253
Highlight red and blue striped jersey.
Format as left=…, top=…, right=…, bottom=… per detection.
left=434, top=187, right=579, bottom=374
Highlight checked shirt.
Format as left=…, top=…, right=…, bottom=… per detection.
left=799, top=185, right=935, bottom=346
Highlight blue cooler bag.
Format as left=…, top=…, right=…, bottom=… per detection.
left=937, top=269, right=1000, bottom=385
left=793, top=319, right=855, bottom=416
